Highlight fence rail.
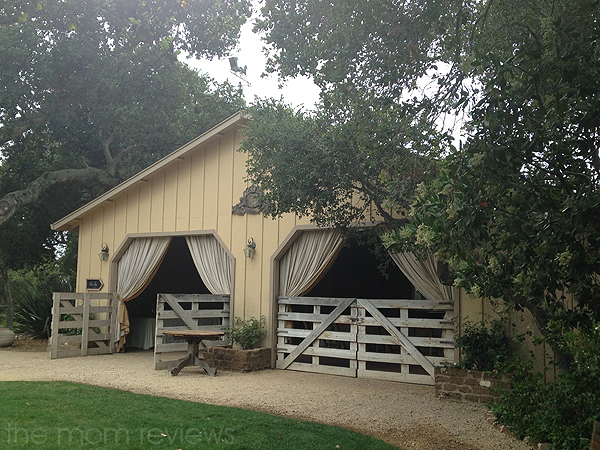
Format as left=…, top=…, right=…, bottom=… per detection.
left=50, top=292, right=117, bottom=359
left=154, top=294, right=229, bottom=370
left=277, top=296, right=455, bottom=385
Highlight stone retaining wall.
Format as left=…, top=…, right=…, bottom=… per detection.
left=434, top=367, right=510, bottom=403
left=204, top=346, right=271, bottom=372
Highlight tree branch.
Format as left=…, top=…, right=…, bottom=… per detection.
left=108, top=144, right=146, bottom=175
left=0, top=113, right=48, bottom=147
left=0, top=167, right=116, bottom=227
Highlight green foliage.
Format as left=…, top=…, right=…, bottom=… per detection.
left=0, top=0, right=249, bottom=271
left=455, top=319, right=511, bottom=372
left=225, top=316, right=267, bottom=350
left=241, top=98, right=444, bottom=228
left=489, top=327, right=600, bottom=449
left=0, top=381, right=397, bottom=450
left=256, top=0, right=467, bottom=100
left=385, top=0, right=600, bottom=372
left=9, top=262, right=74, bottom=338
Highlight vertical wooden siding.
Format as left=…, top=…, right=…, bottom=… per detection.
left=74, top=126, right=311, bottom=342
left=73, top=123, right=553, bottom=373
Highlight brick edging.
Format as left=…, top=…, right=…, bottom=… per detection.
left=435, top=368, right=549, bottom=449
left=434, top=367, right=510, bottom=403
left=204, top=346, right=271, bottom=372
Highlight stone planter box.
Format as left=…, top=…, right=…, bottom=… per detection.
left=435, top=367, right=511, bottom=403
left=204, top=346, right=271, bottom=372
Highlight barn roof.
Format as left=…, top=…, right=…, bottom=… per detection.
left=51, top=110, right=248, bottom=232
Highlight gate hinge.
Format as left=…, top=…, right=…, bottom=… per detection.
left=439, top=302, right=454, bottom=306
left=278, top=330, right=288, bottom=334
left=440, top=340, right=454, bottom=345
left=349, top=317, right=360, bottom=323
left=277, top=313, right=288, bottom=317
left=439, top=321, right=454, bottom=325
left=276, top=348, right=288, bottom=352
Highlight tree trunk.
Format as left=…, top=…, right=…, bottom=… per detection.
left=528, top=305, right=573, bottom=374
left=0, top=166, right=116, bottom=227
left=0, top=254, right=13, bottom=330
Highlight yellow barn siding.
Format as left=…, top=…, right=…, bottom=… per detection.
left=176, top=158, right=192, bottom=231
left=150, top=174, right=165, bottom=233
left=163, top=165, right=178, bottom=231
left=261, top=216, right=279, bottom=320
left=230, top=216, right=248, bottom=321
left=202, top=142, right=219, bottom=230
left=189, top=151, right=206, bottom=230
left=217, top=135, right=236, bottom=249
left=113, top=195, right=128, bottom=244
left=138, top=182, right=152, bottom=233
left=90, top=210, right=106, bottom=283
left=76, top=216, right=93, bottom=293
left=278, top=213, right=297, bottom=246
left=126, top=187, right=140, bottom=234
left=458, top=292, right=556, bottom=377
left=101, top=204, right=115, bottom=252
left=243, top=213, right=265, bottom=319
left=217, top=132, right=235, bottom=220
left=56, top=114, right=555, bottom=373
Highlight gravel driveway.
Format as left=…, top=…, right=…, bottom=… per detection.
left=0, top=341, right=533, bottom=450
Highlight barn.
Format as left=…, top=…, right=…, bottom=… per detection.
left=49, top=111, right=548, bottom=384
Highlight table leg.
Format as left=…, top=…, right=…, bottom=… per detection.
left=169, top=354, right=193, bottom=376
left=167, top=337, right=219, bottom=376
left=195, top=340, right=217, bottom=376
left=194, top=357, right=217, bottom=376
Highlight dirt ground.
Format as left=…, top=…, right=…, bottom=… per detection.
left=0, top=338, right=534, bottom=450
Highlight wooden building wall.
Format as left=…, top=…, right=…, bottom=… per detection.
left=69, top=116, right=554, bottom=373
left=76, top=125, right=311, bottom=327
left=458, top=290, right=558, bottom=380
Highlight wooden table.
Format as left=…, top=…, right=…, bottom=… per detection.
left=163, top=330, right=225, bottom=376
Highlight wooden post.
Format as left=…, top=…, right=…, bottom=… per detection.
left=0, top=254, right=13, bottom=330
left=81, top=294, right=91, bottom=356
left=50, top=293, right=61, bottom=359
left=591, top=417, right=600, bottom=450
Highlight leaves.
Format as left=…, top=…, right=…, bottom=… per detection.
left=0, top=0, right=248, bottom=269
left=400, top=0, right=600, bottom=373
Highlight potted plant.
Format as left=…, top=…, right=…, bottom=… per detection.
left=206, top=316, right=270, bottom=372
left=226, top=316, right=267, bottom=350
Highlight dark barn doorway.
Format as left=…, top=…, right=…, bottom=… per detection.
left=125, top=236, right=210, bottom=349
left=293, top=237, right=444, bottom=373
left=305, top=237, right=415, bottom=299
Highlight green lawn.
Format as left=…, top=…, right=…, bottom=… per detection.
left=0, top=381, right=399, bottom=450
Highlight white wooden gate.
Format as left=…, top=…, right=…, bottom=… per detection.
left=276, top=296, right=454, bottom=385
left=50, top=292, right=118, bottom=359
left=154, top=294, right=229, bottom=369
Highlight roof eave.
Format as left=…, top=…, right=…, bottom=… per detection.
left=51, top=110, right=248, bottom=232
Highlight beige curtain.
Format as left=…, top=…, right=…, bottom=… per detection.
left=185, top=235, right=232, bottom=295
left=116, top=236, right=171, bottom=350
left=280, top=229, right=344, bottom=296
left=388, top=251, right=456, bottom=302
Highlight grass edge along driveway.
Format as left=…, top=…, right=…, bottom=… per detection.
left=0, top=381, right=400, bottom=450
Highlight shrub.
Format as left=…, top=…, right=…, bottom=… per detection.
left=226, top=316, right=266, bottom=350
left=489, top=326, right=600, bottom=450
left=455, top=318, right=511, bottom=371
left=11, top=263, right=73, bottom=339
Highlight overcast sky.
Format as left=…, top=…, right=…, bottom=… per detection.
left=186, top=16, right=321, bottom=111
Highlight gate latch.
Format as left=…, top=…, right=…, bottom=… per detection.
left=349, top=317, right=360, bottom=323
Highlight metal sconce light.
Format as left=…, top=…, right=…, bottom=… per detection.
left=98, top=243, right=109, bottom=262
left=243, top=238, right=256, bottom=259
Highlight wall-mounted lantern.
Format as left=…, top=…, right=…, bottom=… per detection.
left=98, top=243, right=110, bottom=262
left=243, top=238, right=256, bottom=259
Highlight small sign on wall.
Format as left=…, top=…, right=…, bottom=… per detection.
left=86, top=279, right=104, bottom=291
